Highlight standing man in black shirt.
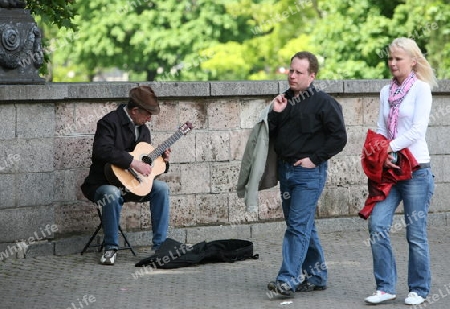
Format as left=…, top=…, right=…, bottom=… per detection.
left=267, top=52, right=347, bottom=297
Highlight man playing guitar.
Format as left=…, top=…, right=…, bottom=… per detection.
left=81, top=86, right=171, bottom=265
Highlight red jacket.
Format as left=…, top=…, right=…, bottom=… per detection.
left=359, top=130, right=418, bottom=219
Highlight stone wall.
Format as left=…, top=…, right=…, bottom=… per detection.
left=0, top=80, right=449, bottom=258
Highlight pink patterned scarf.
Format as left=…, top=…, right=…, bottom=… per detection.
left=387, top=71, right=417, bottom=139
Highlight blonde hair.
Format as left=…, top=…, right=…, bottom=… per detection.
left=389, top=37, right=438, bottom=89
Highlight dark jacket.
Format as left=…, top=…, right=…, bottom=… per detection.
left=359, top=129, right=418, bottom=219
left=81, top=104, right=151, bottom=202
left=268, top=86, right=347, bottom=165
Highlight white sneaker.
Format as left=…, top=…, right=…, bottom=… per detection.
left=405, top=292, right=426, bottom=305
left=365, top=291, right=396, bottom=304
left=100, top=250, right=117, bottom=265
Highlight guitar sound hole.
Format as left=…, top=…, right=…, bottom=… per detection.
left=142, top=156, right=152, bottom=165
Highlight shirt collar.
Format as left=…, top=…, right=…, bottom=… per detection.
left=123, top=105, right=140, bottom=127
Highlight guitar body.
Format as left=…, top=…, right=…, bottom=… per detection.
left=105, top=142, right=167, bottom=196
left=104, top=121, right=193, bottom=197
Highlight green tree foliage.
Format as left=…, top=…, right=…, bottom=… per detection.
left=202, top=0, right=450, bottom=80
left=45, top=0, right=449, bottom=81
left=26, top=0, right=76, bottom=77
left=52, top=0, right=249, bottom=81
left=27, top=0, right=75, bottom=29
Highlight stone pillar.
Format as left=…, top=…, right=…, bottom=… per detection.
left=0, top=1, right=44, bottom=84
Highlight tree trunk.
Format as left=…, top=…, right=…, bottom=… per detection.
left=146, top=69, right=157, bottom=81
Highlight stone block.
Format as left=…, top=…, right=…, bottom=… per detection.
left=120, top=202, right=146, bottom=231
left=170, top=194, right=196, bottom=227
left=0, top=174, right=15, bottom=208
left=339, top=97, right=363, bottom=126
left=9, top=138, right=53, bottom=173
left=157, top=164, right=182, bottom=195
left=195, top=131, right=230, bottom=162
left=230, top=129, right=251, bottom=161
left=327, top=155, right=365, bottom=186
left=258, top=188, right=283, bottom=220
left=67, top=82, right=132, bottom=99
left=75, top=168, right=90, bottom=201
left=362, top=96, right=380, bottom=127
left=148, top=101, right=179, bottom=132
left=426, top=127, right=450, bottom=155
left=179, top=163, right=210, bottom=194
left=340, top=126, right=370, bottom=156
left=344, top=79, right=389, bottom=94
left=123, top=230, right=150, bottom=248
left=53, top=169, right=77, bottom=202
left=130, top=201, right=151, bottom=230
left=207, top=100, right=241, bottom=130
left=0, top=141, right=21, bottom=173
left=210, top=162, right=240, bottom=193
left=0, top=104, right=15, bottom=139
left=430, top=155, right=450, bottom=183
left=146, top=81, right=210, bottom=97
left=25, top=241, right=54, bottom=258
left=434, top=80, right=450, bottom=93
left=54, top=202, right=99, bottom=236
left=0, top=206, right=54, bottom=242
left=186, top=224, right=251, bottom=244
left=251, top=221, right=285, bottom=239
left=0, top=84, right=69, bottom=101
left=167, top=227, right=187, bottom=244
left=17, top=173, right=53, bottom=207
left=429, top=96, right=450, bottom=126
left=210, top=81, right=278, bottom=96
left=228, top=193, right=258, bottom=225
left=179, top=100, right=208, bottom=130
left=430, top=183, right=450, bottom=213
left=278, top=81, right=289, bottom=93
left=315, top=79, right=344, bottom=94
left=239, top=99, right=268, bottom=129
left=55, top=102, right=75, bottom=137
left=54, top=235, right=88, bottom=255
left=195, top=193, right=229, bottom=224
left=16, top=103, right=54, bottom=138
left=72, top=102, right=117, bottom=135
left=318, top=187, right=350, bottom=217
left=0, top=243, right=18, bottom=261
left=348, top=185, right=369, bottom=216
left=279, top=79, right=344, bottom=95
left=427, top=213, right=447, bottom=226
left=54, top=136, right=93, bottom=169
left=151, top=131, right=195, bottom=164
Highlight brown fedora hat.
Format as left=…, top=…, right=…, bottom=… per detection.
left=129, top=86, right=160, bottom=115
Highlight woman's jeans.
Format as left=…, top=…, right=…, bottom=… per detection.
left=368, top=167, right=434, bottom=298
left=276, top=160, right=328, bottom=290
left=94, top=180, right=170, bottom=251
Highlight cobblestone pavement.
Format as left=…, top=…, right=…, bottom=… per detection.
left=1, top=225, right=449, bottom=309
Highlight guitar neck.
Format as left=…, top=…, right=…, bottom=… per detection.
left=147, top=130, right=184, bottom=161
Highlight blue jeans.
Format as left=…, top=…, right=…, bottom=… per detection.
left=276, top=161, right=328, bottom=289
left=368, top=167, right=434, bottom=297
left=94, top=180, right=170, bottom=251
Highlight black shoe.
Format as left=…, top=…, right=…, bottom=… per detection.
left=267, top=280, right=294, bottom=297
left=296, top=281, right=327, bottom=292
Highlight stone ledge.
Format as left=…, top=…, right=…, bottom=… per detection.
left=1, top=80, right=449, bottom=102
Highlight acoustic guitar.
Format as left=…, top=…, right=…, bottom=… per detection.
left=104, top=122, right=193, bottom=196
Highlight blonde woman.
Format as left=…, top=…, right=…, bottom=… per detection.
left=364, top=37, right=437, bottom=305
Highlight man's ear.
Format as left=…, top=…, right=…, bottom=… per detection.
left=130, top=107, right=139, bottom=115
